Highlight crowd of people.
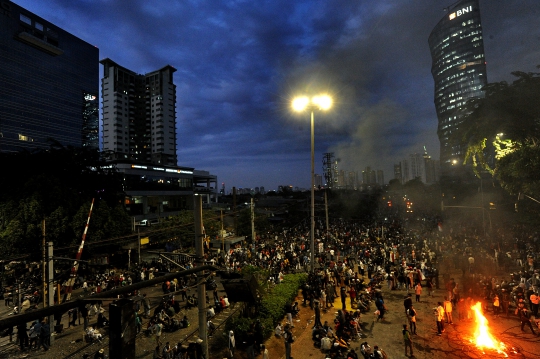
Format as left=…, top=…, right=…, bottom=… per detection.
left=196, top=210, right=539, bottom=358
left=2, top=206, right=540, bottom=358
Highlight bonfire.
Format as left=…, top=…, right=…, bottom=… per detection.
left=469, top=301, right=508, bottom=357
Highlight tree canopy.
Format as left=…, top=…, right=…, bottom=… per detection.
left=455, top=68, right=540, bottom=196
left=0, top=146, right=130, bottom=259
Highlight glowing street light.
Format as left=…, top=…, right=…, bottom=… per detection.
left=291, top=94, right=332, bottom=273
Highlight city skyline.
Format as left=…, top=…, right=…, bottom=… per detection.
left=10, top=0, right=540, bottom=191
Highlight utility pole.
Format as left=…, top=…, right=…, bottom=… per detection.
left=194, top=195, right=208, bottom=359
left=42, top=219, right=47, bottom=309
left=221, top=209, right=225, bottom=252
left=324, top=190, right=329, bottom=234
left=47, top=242, right=54, bottom=344
left=138, top=227, right=141, bottom=265
left=232, top=187, right=237, bottom=234
left=251, top=197, right=255, bottom=248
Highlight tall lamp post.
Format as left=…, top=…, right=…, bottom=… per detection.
left=292, top=95, right=332, bottom=272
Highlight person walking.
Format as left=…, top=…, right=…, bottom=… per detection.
left=436, top=302, right=445, bottom=336
left=402, top=324, right=414, bottom=357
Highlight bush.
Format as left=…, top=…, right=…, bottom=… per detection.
left=224, top=272, right=307, bottom=346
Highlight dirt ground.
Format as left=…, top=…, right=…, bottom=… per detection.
left=231, top=271, right=540, bottom=359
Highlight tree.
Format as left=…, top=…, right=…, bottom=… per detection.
left=455, top=68, right=540, bottom=195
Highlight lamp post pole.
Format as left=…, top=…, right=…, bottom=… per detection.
left=292, top=94, right=332, bottom=274
left=310, top=110, right=315, bottom=273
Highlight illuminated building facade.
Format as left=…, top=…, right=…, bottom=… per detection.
left=429, top=0, right=487, bottom=174
left=0, top=1, right=99, bottom=152
left=100, top=59, right=177, bottom=166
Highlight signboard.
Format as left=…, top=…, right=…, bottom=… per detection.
left=140, top=237, right=149, bottom=245
left=449, top=5, right=473, bottom=20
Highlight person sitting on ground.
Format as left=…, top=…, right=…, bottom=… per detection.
left=86, top=325, right=103, bottom=342
left=347, top=348, right=359, bottom=359
left=274, top=322, right=283, bottom=338
left=291, top=301, right=300, bottom=316
left=207, top=306, right=215, bottom=318
left=186, top=295, right=196, bottom=309
left=97, top=312, right=109, bottom=328
left=360, top=342, right=372, bottom=359
left=180, top=315, right=189, bottom=328
left=207, top=320, right=216, bottom=337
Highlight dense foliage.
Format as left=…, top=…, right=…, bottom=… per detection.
left=0, top=146, right=131, bottom=258
left=455, top=68, right=540, bottom=197
left=224, top=272, right=307, bottom=345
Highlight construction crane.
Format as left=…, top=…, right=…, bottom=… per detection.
left=63, top=198, right=94, bottom=302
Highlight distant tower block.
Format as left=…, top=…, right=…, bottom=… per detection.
left=323, top=153, right=335, bottom=188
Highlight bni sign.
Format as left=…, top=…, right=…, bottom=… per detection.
left=448, top=5, right=473, bottom=20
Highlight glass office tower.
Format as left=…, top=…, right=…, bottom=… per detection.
left=429, top=0, right=487, bottom=175
left=0, top=1, right=99, bottom=153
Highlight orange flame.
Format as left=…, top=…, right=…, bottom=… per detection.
left=470, top=302, right=508, bottom=357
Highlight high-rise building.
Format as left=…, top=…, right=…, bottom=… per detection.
left=399, top=148, right=440, bottom=184
left=429, top=0, right=487, bottom=174
left=393, top=163, right=403, bottom=184
left=100, top=59, right=177, bottom=166
left=0, top=1, right=99, bottom=153
left=376, top=170, right=384, bottom=186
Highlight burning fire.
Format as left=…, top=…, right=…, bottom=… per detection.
left=470, top=302, right=508, bottom=357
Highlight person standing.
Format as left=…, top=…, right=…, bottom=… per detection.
left=340, top=286, right=347, bottom=310
left=17, top=322, right=28, bottom=352
left=314, top=301, right=323, bottom=328
left=516, top=306, right=536, bottom=335
left=261, top=344, right=269, bottom=359
left=228, top=330, right=236, bottom=358
left=436, top=302, right=445, bottom=336
left=143, top=293, right=151, bottom=318
left=426, top=277, right=433, bottom=296
left=39, top=319, right=50, bottom=351
left=403, top=294, right=413, bottom=317
left=530, top=292, right=539, bottom=317
left=443, top=297, right=453, bottom=324
left=283, top=324, right=294, bottom=359
left=414, top=283, right=422, bottom=302
left=406, top=305, right=417, bottom=335
left=285, top=302, right=294, bottom=328
left=402, top=324, right=414, bottom=357
left=153, top=322, right=163, bottom=347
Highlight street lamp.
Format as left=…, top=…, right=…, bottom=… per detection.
left=292, top=94, right=332, bottom=272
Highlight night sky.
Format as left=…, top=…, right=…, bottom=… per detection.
left=14, top=0, right=540, bottom=192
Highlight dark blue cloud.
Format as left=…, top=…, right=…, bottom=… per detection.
left=13, top=0, right=540, bottom=191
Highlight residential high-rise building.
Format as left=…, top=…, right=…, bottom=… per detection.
left=0, top=1, right=99, bottom=153
left=399, top=148, right=440, bottom=184
left=429, top=0, right=487, bottom=174
left=100, top=59, right=177, bottom=166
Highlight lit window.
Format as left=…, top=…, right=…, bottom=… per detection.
left=18, top=134, right=33, bottom=142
